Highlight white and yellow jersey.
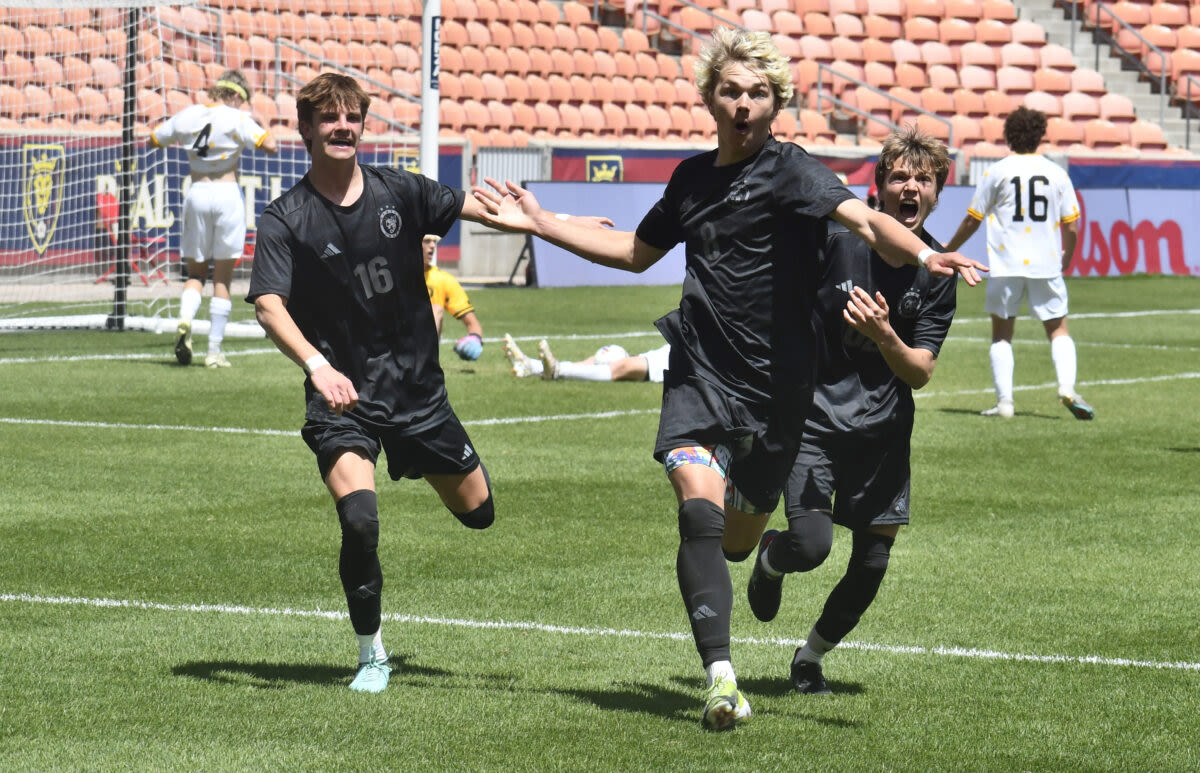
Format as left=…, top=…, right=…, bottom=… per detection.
left=150, top=103, right=269, bottom=177
left=967, top=153, right=1080, bottom=278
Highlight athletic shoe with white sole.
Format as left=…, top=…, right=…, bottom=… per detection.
left=538, top=339, right=559, bottom=381
left=174, top=320, right=193, bottom=366
left=204, top=350, right=232, bottom=368
left=1060, top=393, right=1095, bottom=421
left=701, top=676, right=751, bottom=731
left=747, top=529, right=783, bottom=622
left=790, top=657, right=832, bottom=695
left=981, top=399, right=1014, bottom=418
left=349, top=651, right=390, bottom=694
left=503, top=334, right=535, bottom=378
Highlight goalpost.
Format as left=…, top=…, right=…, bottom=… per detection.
left=0, top=0, right=432, bottom=333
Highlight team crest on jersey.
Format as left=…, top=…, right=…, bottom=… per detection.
left=379, top=205, right=401, bottom=238
left=898, top=288, right=922, bottom=318
left=727, top=178, right=751, bottom=206
left=23, top=144, right=66, bottom=255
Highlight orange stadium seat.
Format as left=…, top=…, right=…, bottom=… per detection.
left=1083, top=117, right=1130, bottom=149
left=921, top=86, right=956, bottom=115
left=804, top=11, right=836, bottom=37
left=1099, top=92, right=1137, bottom=124
left=895, top=62, right=928, bottom=90
left=976, top=18, right=1013, bottom=45
left=997, top=65, right=1035, bottom=97
left=1000, top=41, right=1040, bottom=71
left=1039, top=44, right=1077, bottom=72
left=903, top=17, right=940, bottom=45
left=834, top=12, right=867, bottom=40
left=773, top=10, right=805, bottom=35
left=960, top=41, right=999, bottom=72
left=1129, top=118, right=1169, bottom=150
left=864, top=60, right=897, bottom=90
left=77, top=86, right=109, bottom=123
left=982, top=0, right=1018, bottom=21
left=1033, top=66, right=1074, bottom=95
left=927, top=63, right=960, bottom=90
left=1024, top=89, right=1063, bottom=116
left=1149, top=2, right=1188, bottom=29
left=1062, top=90, right=1102, bottom=121
left=953, top=87, right=988, bottom=116
left=1046, top=115, right=1085, bottom=146
left=905, top=0, right=945, bottom=20
left=980, top=111, right=1007, bottom=142
left=831, top=36, right=866, bottom=66
left=863, top=14, right=903, bottom=40
left=1070, top=67, right=1108, bottom=96
left=1011, top=20, right=1048, bottom=48
left=920, top=41, right=956, bottom=69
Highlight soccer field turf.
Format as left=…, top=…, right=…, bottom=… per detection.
left=1, top=278, right=1197, bottom=771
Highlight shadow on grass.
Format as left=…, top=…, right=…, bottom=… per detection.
left=173, top=654, right=450, bottom=690
left=558, top=674, right=864, bottom=727
left=936, top=407, right=1060, bottom=421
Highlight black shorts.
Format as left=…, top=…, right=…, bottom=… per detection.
left=784, top=428, right=911, bottom=529
left=654, top=369, right=811, bottom=514
left=302, top=410, right=481, bottom=482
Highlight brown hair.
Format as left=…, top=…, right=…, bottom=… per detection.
left=1003, top=107, right=1047, bottom=153
left=296, top=73, right=371, bottom=128
left=874, top=125, right=952, bottom=195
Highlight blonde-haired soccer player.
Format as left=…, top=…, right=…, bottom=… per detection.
left=945, top=107, right=1092, bottom=420
left=151, top=69, right=278, bottom=367
left=475, top=28, right=985, bottom=730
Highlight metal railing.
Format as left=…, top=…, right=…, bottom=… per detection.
left=1181, top=74, right=1200, bottom=150
left=1090, top=3, right=1167, bottom=126
left=815, top=63, right=955, bottom=147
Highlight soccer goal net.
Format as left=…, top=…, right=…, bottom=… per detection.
left=0, top=0, right=423, bottom=333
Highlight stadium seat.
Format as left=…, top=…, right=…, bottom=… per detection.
left=609, top=75, right=635, bottom=105
left=1070, top=67, right=1108, bottom=96
left=1169, top=49, right=1200, bottom=89
left=863, top=14, right=903, bottom=40
left=1099, top=92, right=1137, bottom=124
left=1039, top=43, right=1078, bottom=72
left=834, top=12, right=867, bottom=40
left=982, top=88, right=1017, bottom=115
left=953, top=87, right=988, bottom=117
left=1045, top=115, right=1085, bottom=147
left=982, top=0, right=1018, bottom=21
left=803, top=11, right=836, bottom=37
left=961, top=64, right=997, bottom=93
left=1083, top=117, right=1130, bottom=149
left=979, top=112, right=1006, bottom=143
left=864, top=60, right=897, bottom=90
left=772, top=10, right=805, bottom=36
left=77, top=86, right=109, bottom=123
left=1149, top=2, right=1188, bottom=29
left=903, top=17, right=940, bottom=45
left=1106, top=1, right=1151, bottom=37
left=895, top=62, right=928, bottom=90
left=997, top=65, right=1035, bottom=97
left=1139, top=26, right=1178, bottom=78
left=831, top=36, right=867, bottom=66
left=1128, top=118, right=1170, bottom=150
left=920, top=41, right=956, bottom=69
left=1062, top=90, right=1102, bottom=121
left=89, top=56, right=122, bottom=91
left=1023, top=89, right=1063, bottom=116
left=905, top=0, right=945, bottom=20
left=888, top=85, right=923, bottom=123
left=1033, top=66, right=1074, bottom=96
left=927, top=64, right=960, bottom=90
left=919, top=86, right=955, bottom=116
left=976, top=18, right=1013, bottom=45
left=960, top=41, right=999, bottom=72
left=1000, top=41, right=1040, bottom=72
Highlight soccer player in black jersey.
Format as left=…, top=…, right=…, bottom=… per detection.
left=740, top=127, right=959, bottom=696
left=246, top=73, right=504, bottom=694
left=474, top=29, right=984, bottom=730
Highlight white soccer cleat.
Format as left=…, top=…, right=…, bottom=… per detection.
left=204, top=350, right=232, bottom=369
left=503, top=334, right=535, bottom=378
left=538, top=339, right=559, bottom=381
left=1060, top=392, right=1095, bottom=421
left=981, top=399, right=1014, bottom=418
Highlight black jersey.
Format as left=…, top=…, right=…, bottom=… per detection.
left=637, top=137, right=854, bottom=413
left=807, top=222, right=956, bottom=437
left=247, top=164, right=465, bottom=432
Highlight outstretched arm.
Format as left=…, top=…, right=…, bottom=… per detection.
left=832, top=198, right=987, bottom=286
left=469, top=178, right=667, bottom=273
left=944, top=213, right=982, bottom=253
left=255, top=293, right=358, bottom=415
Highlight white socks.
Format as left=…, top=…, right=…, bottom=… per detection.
left=208, top=296, right=231, bottom=351
left=179, top=286, right=202, bottom=323
left=1051, top=335, right=1078, bottom=397
left=989, top=340, right=1014, bottom=404
left=557, top=361, right=613, bottom=381
left=706, top=659, right=736, bottom=687
left=794, top=628, right=837, bottom=665
left=357, top=629, right=385, bottom=664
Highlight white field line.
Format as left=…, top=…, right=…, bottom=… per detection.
left=2, top=591, right=1197, bottom=673
left=3, top=369, right=1198, bottom=437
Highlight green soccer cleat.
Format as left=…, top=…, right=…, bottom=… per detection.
left=174, top=320, right=193, bottom=366
left=348, top=652, right=390, bottom=694
left=701, top=676, right=751, bottom=731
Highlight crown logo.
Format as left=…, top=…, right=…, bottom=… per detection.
left=590, top=162, right=618, bottom=182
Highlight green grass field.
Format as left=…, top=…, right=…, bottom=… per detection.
left=1, top=277, right=1197, bottom=771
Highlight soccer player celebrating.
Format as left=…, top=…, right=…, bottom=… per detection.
left=422, top=234, right=485, bottom=361
left=737, top=127, right=959, bottom=695
left=944, top=107, right=1092, bottom=420
left=247, top=73, right=503, bottom=694
left=150, top=69, right=278, bottom=368
left=473, top=29, right=985, bottom=730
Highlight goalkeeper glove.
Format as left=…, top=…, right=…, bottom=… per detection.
left=454, top=333, right=483, bottom=361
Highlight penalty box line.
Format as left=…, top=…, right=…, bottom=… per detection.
left=2, top=591, right=1197, bottom=673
